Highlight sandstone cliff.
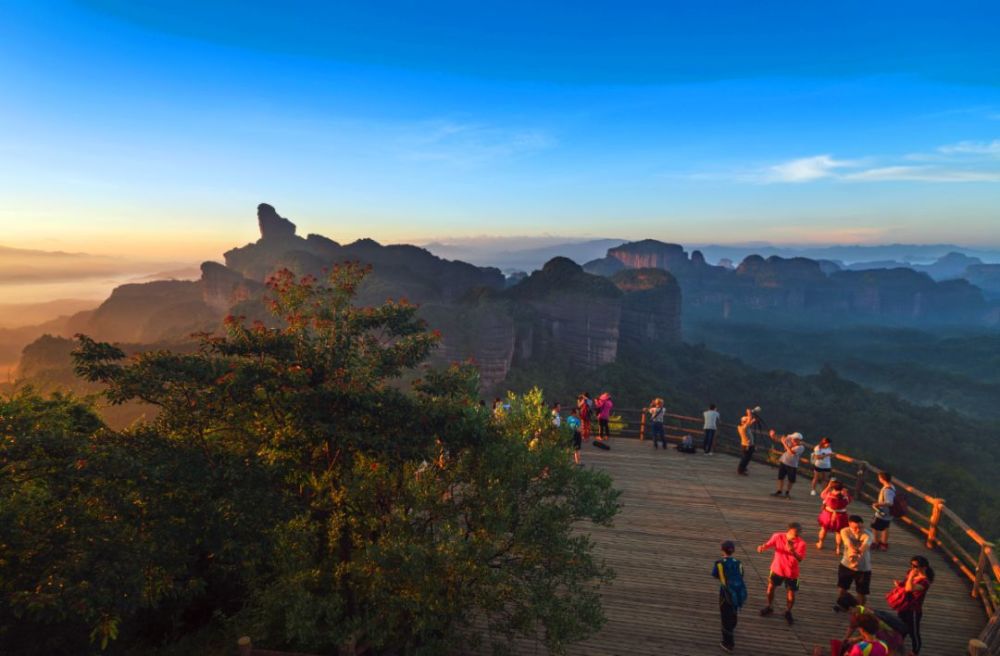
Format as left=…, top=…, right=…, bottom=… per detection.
left=612, top=268, right=682, bottom=348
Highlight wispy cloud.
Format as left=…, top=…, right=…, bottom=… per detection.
left=748, top=139, right=1000, bottom=184
left=765, top=155, right=857, bottom=182
left=937, top=139, right=1000, bottom=156
left=842, top=165, right=1000, bottom=183
left=396, top=121, right=555, bottom=167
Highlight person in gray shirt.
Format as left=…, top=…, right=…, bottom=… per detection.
left=836, top=515, right=874, bottom=607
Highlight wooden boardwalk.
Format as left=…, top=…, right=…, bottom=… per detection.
left=528, top=439, right=984, bottom=655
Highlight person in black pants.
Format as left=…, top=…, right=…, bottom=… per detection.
left=712, top=540, right=745, bottom=653
left=897, top=555, right=934, bottom=654
left=736, top=407, right=764, bottom=475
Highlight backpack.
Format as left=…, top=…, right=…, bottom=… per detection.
left=716, top=559, right=747, bottom=610
left=889, top=489, right=908, bottom=518
left=885, top=583, right=911, bottom=612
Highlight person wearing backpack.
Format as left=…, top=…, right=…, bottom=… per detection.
left=712, top=540, right=746, bottom=653
left=871, top=471, right=897, bottom=551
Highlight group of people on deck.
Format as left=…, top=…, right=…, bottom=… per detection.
left=711, top=406, right=929, bottom=656
left=550, top=392, right=614, bottom=466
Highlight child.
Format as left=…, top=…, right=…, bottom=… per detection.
left=712, top=540, right=747, bottom=653
left=566, top=407, right=582, bottom=466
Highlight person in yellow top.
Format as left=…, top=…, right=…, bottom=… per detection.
left=736, top=408, right=759, bottom=475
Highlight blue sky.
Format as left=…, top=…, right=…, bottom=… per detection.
left=2, top=0, right=999, bottom=259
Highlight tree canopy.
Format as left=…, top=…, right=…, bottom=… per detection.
left=1, top=264, right=620, bottom=655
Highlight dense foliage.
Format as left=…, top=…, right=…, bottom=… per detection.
left=0, top=265, right=620, bottom=656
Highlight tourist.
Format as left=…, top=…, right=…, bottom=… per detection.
left=772, top=432, right=805, bottom=499
left=835, top=595, right=907, bottom=656
left=703, top=403, right=720, bottom=455
left=551, top=402, right=562, bottom=428
left=736, top=412, right=755, bottom=475
left=893, top=555, right=934, bottom=655
left=757, top=522, right=807, bottom=625
left=566, top=407, right=582, bottom=466
left=712, top=540, right=746, bottom=654
left=817, top=480, right=852, bottom=553
left=871, top=472, right=896, bottom=551
left=836, top=515, right=873, bottom=606
left=648, top=398, right=667, bottom=450
left=811, top=437, right=835, bottom=496
left=595, top=392, right=613, bottom=441
left=577, top=393, right=592, bottom=441
left=492, top=397, right=505, bottom=419
left=846, top=613, right=890, bottom=656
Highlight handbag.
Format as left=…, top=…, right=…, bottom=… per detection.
left=885, top=583, right=911, bottom=612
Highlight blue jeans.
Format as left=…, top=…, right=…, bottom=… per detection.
left=652, top=422, right=666, bottom=447
left=703, top=429, right=716, bottom=453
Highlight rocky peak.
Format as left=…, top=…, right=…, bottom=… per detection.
left=257, top=203, right=297, bottom=240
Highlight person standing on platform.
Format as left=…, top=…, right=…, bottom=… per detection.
left=772, top=432, right=805, bottom=499
left=757, top=522, right=807, bottom=625
left=871, top=472, right=896, bottom=552
left=837, top=515, right=874, bottom=606
left=703, top=403, right=720, bottom=455
left=712, top=540, right=746, bottom=654
left=577, top=393, right=592, bottom=442
left=551, top=402, right=561, bottom=428
left=648, top=398, right=667, bottom=450
left=595, top=392, right=613, bottom=441
left=736, top=411, right=756, bottom=475
left=817, top=480, right=852, bottom=553
left=565, top=407, right=582, bottom=466
left=893, top=555, right=933, bottom=655
left=811, top=437, right=834, bottom=496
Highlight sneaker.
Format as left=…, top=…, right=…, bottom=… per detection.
left=784, top=610, right=794, bottom=625
left=810, top=489, right=817, bottom=496
left=720, top=643, right=734, bottom=653
left=759, top=606, right=774, bottom=617
left=783, top=492, right=790, bottom=499
left=771, top=491, right=783, bottom=497
left=832, top=604, right=842, bottom=612
left=738, top=471, right=749, bottom=476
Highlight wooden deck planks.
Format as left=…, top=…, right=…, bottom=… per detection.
left=497, top=438, right=984, bottom=655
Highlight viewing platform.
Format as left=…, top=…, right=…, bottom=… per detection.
left=537, top=438, right=984, bottom=655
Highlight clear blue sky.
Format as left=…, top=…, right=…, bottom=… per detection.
left=2, top=0, right=999, bottom=258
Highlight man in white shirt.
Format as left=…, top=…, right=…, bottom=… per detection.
left=771, top=432, right=805, bottom=499
left=810, top=437, right=834, bottom=496
left=703, top=404, right=721, bottom=455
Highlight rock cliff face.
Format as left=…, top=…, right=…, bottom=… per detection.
left=588, top=239, right=992, bottom=325
left=505, top=258, right=622, bottom=369
left=612, top=268, right=682, bottom=348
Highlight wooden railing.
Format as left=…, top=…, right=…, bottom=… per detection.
left=604, top=406, right=999, bottom=625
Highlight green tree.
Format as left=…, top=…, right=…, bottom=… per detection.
left=69, top=264, right=620, bottom=655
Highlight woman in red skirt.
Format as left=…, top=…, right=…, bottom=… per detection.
left=817, top=480, right=852, bottom=554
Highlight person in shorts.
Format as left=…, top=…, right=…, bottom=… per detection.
left=811, top=437, right=834, bottom=496
left=871, top=471, right=896, bottom=551
left=566, top=407, right=582, bottom=466
left=757, top=522, right=807, bottom=625
left=837, top=515, right=874, bottom=606
left=772, top=432, right=805, bottom=499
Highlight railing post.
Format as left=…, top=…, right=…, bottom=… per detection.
left=972, top=544, right=988, bottom=599
left=927, top=498, right=944, bottom=549
left=854, top=461, right=867, bottom=501
left=640, top=410, right=646, bottom=441
left=237, top=636, right=252, bottom=656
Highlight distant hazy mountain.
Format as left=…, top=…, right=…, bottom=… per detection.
left=0, top=299, right=99, bottom=329
left=691, top=243, right=1000, bottom=266
left=423, top=238, right=626, bottom=272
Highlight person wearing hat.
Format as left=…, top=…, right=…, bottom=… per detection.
left=772, top=432, right=805, bottom=499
